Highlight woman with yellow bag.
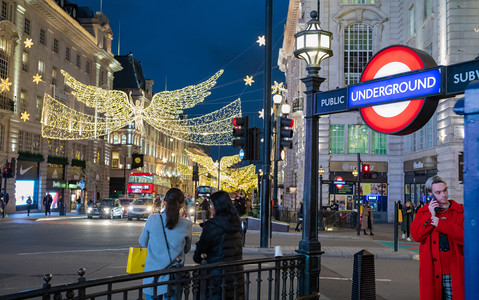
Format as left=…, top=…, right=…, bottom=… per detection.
left=139, top=188, right=193, bottom=300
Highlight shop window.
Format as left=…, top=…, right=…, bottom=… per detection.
left=348, top=125, right=369, bottom=154
left=329, top=125, right=345, bottom=154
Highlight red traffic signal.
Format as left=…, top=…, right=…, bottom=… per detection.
left=362, top=164, right=370, bottom=173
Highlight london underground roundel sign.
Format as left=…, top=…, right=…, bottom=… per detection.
left=359, top=45, right=439, bottom=135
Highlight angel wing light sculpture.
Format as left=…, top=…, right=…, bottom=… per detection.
left=41, top=70, right=242, bottom=146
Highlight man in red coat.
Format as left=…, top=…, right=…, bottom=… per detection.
left=411, top=175, right=464, bottom=300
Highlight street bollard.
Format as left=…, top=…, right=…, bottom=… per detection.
left=42, top=273, right=52, bottom=300
left=77, top=267, right=86, bottom=298
left=351, top=250, right=376, bottom=300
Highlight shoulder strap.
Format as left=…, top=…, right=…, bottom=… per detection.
left=159, top=214, right=174, bottom=266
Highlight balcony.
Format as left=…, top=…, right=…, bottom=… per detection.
left=292, top=96, right=304, bottom=115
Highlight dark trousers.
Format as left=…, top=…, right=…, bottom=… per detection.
left=27, top=205, right=31, bottom=216
left=45, top=205, right=51, bottom=216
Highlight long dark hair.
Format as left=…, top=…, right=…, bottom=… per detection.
left=164, top=188, right=185, bottom=229
left=210, top=191, right=240, bottom=224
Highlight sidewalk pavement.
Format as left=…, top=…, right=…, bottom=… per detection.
left=2, top=212, right=419, bottom=261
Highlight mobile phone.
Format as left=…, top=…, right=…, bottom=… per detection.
left=430, top=195, right=440, bottom=212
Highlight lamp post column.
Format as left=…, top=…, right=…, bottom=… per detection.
left=319, top=172, right=323, bottom=231
left=298, top=73, right=324, bottom=297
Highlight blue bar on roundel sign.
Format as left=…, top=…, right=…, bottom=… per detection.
left=348, top=68, right=442, bottom=108
left=314, top=87, right=348, bottom=115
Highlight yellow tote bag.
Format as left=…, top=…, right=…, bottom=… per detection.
left=126, top=247, right=147, bottom=274
left=398, top=209, right=403, bottom=223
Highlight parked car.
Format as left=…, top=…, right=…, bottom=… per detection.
left=87, top=199, right=124, bottom=219
left=127, top=198, right=154, bottom=221
left=119, top=198, right=134, bottom=217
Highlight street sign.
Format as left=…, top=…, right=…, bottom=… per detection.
left=446, top=60, right=479, bottom=95
left=315, top=88, right=348, bottom=115
left=79, top=180, right=85, bottom=190
left=348, top=68, right=442, bottom=108
left=334, top=176, right=345, bottom=189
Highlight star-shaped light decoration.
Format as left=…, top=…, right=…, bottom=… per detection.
left=0, top=78, right=12, bottom=92
left=272, top=81, right=285, bottom=94
left=20, top=111, right=30, bottom=122
left=256, top=35, right=266, bottom=46
left=244, top=75, right=254, bottom=86
left=24, top=38, right=34, bottom=48
left=259, top=109, right=264, bottom=119
left=33, top=74, right=42, bottom=84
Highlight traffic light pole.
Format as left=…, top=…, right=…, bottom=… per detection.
left=272, top=115, right=280, bottom=221
left=356, top=153, right=361, bottom=236
left=260, top=0, right=273, bottom=248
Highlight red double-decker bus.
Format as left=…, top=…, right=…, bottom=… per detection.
left=127, top=173, right=170, bottom=198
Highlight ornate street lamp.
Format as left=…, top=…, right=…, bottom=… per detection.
left=281, top=99, right=291, bottom=115
left=272, top=92, right=283, bottom=220
left=294, top=8, right=333, bottom=297
left=352, top=168, right=359, bottom=177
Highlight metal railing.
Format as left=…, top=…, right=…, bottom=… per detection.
left=2, top=255, right=306, bottom=300
left=322, top=211, right=357, bottom=230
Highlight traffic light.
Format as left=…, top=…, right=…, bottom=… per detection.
left=362, top=164, right=370, bottom=179
left=192, top=163, right=199, bottom=181
left=248, top=127, right=260, bottom=161
left=232, top=116, right=249, bottom=159
left=276, top=117, right=294, bottom=161
left=3, top=161, right=13, bottom=178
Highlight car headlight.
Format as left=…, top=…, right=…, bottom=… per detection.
left=104, top=208, right=110, bottom=213
left=147, top=206, right=153, bottom=212
left=87, top=207, right=92, bottom=213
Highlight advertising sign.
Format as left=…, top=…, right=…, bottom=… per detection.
left=16, top=161, right=38, bottom=180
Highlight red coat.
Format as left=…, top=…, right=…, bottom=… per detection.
left=410, top=200, right=464, bottom=300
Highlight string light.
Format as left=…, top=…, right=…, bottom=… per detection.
left=244, top=75, right=254, bottom=86
left=42, top=70, right=241, bottom=145
left=33, top=74, right=42, bottom=84
left=24, top=38, right=34, bottom=48
left=0, top=78, right=12, bottom=92
left=256, top=35, right=266, bottom=46
left=20, top=111, right=30, bottom=122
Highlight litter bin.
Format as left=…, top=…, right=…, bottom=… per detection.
left=59, top=203, right=66, bottom=216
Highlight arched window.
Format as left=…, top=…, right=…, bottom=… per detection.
left=121, top=134, right=127, bottom=144
left=344, top=23, right=373, bottom=85
left=112, top=134, right=119, bottom=144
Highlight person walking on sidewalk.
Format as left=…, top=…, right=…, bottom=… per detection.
left=26, top=196, right=32, bottom=216
left=411, top=175, right=464, bottom=300
left=401, top=200, right=415, bottom=241
left=361, top=201, right=374, bottom=235
left=43, top=192, right=53, bottom=217
left=295, top=201, right=304, bottom=231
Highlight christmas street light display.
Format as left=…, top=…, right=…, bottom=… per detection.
left=41, top=70, right=242, bottom=145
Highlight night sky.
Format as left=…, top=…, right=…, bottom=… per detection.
left=74, top=0, right=290, bottom=160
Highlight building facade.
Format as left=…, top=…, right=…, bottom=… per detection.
left=0, top=0, right=121, bottom=214
left=279, top=0, right=478, bottom=222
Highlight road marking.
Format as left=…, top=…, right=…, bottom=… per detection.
left=18, top=248, right=130, bottom=255
left=320, top=276, right=391, bottom=282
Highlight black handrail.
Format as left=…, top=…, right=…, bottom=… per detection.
left=2, top=255, right=306, bottom=300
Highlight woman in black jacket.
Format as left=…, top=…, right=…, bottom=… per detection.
left=193, top=191, right=244, bottom=300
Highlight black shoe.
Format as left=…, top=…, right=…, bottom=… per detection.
left=363, top=231, right=368, bottom=235
left=370, top=232, right=374, bottom=236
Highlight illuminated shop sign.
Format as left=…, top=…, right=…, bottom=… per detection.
left=349, top=69, right=442, bottom=108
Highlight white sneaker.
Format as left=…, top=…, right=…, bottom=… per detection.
left=407, top=238, right=411, bottom=241
left=402, top=233, right=406, bottom=239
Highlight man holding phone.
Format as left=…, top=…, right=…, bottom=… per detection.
left=411, top=175, right=464, bottom=300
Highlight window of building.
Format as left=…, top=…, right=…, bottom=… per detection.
left=18, top=131, right=41, bottom=153
left=329, top=125, right=345, bottom=154
left=53, top=38, right=59, bottom=53
left=39, top=29, right=46, bottom=45
left=405, top=112, right=437, bottom=153
left=1, top=1, right=8, bottom=20
left=24, top=18, right=31, bottom=35
left=112, top=134, right=119, bottom=144
left=22, top=51, right=28, bottom=72
left=52, top=67, right=57, bottom=85
left=85, top=61, right=90, bottom=74
left=65, top=47, right=70, bottom=61
left=0, top=124, right=3, bottom=151
left=121, top=134, right=127, bottom=144
left=20, top=89, right=27, bottom=113
left=37, top=59, right=45, bottom=76
left=372, top=131, right=387, bottom=154
left=409, top=5, right=415, bottom=36
left=344, top=23, right=373, bottom=85
left=0, top=40, right=8, bottom=80
left=424, top=0, right=432, bottom=20
left=112, top=151, right=119, bottom=168
left=76, top=54, right=81, bottom=68
left=99, top=69, right=105, bottom=85
left=348, top=125, right=369, bottom=154
left=71, top=143, right=86, bottom=160
left=36, top=95, right=43, bottom=121
left=48, top=139, right=65, bottom=156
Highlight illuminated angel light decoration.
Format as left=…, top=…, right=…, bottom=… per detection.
left=20, top=111, right=30, bottom=122
left=24, top=38, right=34, bottom=48
left=0, top=77, right=12, bottom=92
left=33, top=74, right=42, bottom=84
left=244, top=75, right=254, bottom=86
left=256, top=35, right=266, bottom=46
left=41, top=70, right=242, bottom=145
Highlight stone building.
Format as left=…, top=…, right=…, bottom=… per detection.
left=0, top=0, right=121, bottom=214
left=278, top=0, right=479, bottom=222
